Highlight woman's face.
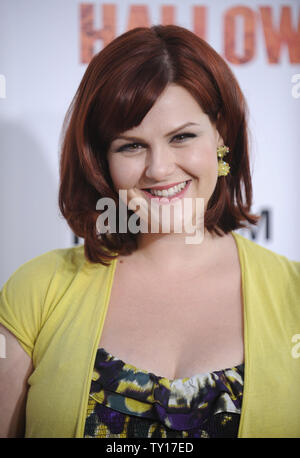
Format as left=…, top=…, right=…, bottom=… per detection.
left=107, top=83, right=224, bottom=235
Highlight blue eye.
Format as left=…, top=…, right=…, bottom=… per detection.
left=117, top=143, right=145, bottom=153
left=172, top=133, right=196, bottom=142
left=115, top=133, right=196, bottom=152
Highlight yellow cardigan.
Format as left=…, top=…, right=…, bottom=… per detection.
left=0, top=232, right=299, bottom=438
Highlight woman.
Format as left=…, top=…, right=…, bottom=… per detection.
left=0, top=25, right=299, bottom=438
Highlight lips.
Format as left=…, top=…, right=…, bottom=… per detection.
left=141, top=180, right=192, bottom=202
left=143, top=180, right=189, bottom=191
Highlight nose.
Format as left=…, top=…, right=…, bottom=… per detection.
left=144, top=145, right=176, bottom=182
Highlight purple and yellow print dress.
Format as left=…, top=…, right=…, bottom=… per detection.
left=84, top=348, right=244, bottom=438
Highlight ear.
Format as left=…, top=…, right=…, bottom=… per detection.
left=216, top=130, right=224, bottom=147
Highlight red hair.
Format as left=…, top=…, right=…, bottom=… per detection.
left=59, top=25, right=259, bottom=265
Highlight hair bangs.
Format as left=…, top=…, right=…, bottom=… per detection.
left=91, top=56, right=174, bottom=156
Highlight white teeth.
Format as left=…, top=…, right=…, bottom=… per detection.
left=148, top=181, right=188, bottom=197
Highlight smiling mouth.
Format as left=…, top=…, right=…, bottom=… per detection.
left=142, top=180, right=192, bottom=200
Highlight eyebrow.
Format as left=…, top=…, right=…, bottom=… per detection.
left=113, top=122, right=200, bottom=142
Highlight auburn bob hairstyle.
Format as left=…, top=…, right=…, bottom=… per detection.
left=59, top=25, right=259, bottom=265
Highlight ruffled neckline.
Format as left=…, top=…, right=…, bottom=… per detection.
left=88, top=347, right=244, bottom=431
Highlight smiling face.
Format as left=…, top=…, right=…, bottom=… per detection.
left=107, top=84, right=224, bottom=235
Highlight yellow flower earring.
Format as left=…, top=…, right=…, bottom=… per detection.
left=217, top=145, right=230, bottom=177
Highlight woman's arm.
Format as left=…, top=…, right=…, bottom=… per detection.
left=0, top=323, right=33, bottom=438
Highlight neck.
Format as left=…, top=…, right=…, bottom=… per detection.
left=135, top=229, right=224, bottom=272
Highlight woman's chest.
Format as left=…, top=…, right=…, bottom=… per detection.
left=99, top=260, right=244, bottom=379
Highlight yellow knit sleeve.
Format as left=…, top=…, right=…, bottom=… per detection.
left=0, top=247, right=84, bottom=359
left=0, top=253, right=56, bottom=358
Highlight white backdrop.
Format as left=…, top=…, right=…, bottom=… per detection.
left=0, top=0, right=299, bottom=287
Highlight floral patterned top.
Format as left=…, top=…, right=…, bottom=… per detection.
left=84, top=348, right=244, bottom=438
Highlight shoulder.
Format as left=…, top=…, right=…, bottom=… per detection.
left=0, top=243, right=101, bottom=317
left=232, top=231, right=299, bottom=272
left=14, top=244, right=86, bottom=276
left=2, top=245, right=89, bottom=297
left=232, top=233, right=300, bottom=294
